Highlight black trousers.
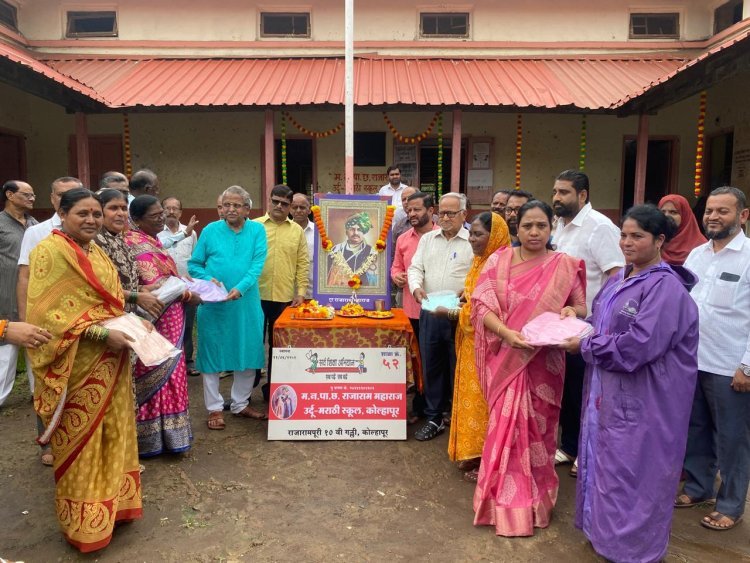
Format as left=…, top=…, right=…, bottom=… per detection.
left=408, top=317, right=426, bottom=416
left=255, top=300, right=291, bottom=395
left=418, top=310, right=457, bottom=424
left=183, top=301, right=197, bottom=364
left=559, top=351, right=586, bottom=457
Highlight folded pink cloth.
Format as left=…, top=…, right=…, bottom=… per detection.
left=520, top=311, right=592, bottom=346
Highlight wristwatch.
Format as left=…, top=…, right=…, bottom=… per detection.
left=741, top=364, right=750, bottom=377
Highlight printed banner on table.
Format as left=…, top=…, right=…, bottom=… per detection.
left=268, top=347, right=406, bottom=440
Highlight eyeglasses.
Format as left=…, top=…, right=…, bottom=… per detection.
left=437, top=210, right=462, bottom=218
left=270, top=198, right=291, bottom=208
left=222, top=202, right=245, bottom=210
left=505, top=207, right=523, bottom=216
left=13, top=191, right=36, bottom=200
left=163, top=206, right=181, bottom=212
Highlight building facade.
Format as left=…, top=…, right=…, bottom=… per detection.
left=0, top=0, right=748, bottom=221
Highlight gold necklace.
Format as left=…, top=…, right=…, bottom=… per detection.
left=519, top=247, right=547, bottom=262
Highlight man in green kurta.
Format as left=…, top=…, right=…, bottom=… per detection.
left=188, top=186, right=268, bottom=430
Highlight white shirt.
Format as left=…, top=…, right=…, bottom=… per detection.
left=685, top=230, right=750, bottom=376
left=18, top=213, right=62, bottom=266
left=378, top=182, right=408, bottom=207
left=553, top=203, right=624, bottom=314
left=300, top=220, right=315, bottom=299
left=158, top=223, right=197, bottom=277
left=408, top=227, right=473, bottom=297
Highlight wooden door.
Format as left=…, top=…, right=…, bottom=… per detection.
left=68, top=134, right=124, bottom=188
left=0, top=129, right=27, bottom=182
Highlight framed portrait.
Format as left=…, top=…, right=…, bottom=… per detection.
left=312, top=194, right=392, bottom=310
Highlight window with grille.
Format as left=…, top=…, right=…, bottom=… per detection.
left=714, top=1, right=743, bottom=35
left=0, top=1, right=18, bottom=31
left=66, top=11, right=118, bottom=38
left=629, top=13, right=679, bottom=39
left=261, top=12, right=310, bottom=37
left=420, top=12, right=469, bottom=38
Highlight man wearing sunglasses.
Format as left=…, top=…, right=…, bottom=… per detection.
left=253, top=184, right=310, bottom=401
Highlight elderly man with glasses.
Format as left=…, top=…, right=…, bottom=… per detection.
left=252, top=184, right=309, bottom=401
left=188, top=186, right=269, bottom=429
left=0, top=180, right=38, bottom=407
left=408, top=192, right=473, bottom=441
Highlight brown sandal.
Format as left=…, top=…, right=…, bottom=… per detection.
left=701, top=511, right=742, bottom=531
left=207, top=411, right=225, bottom=430
left=675, top=493, right=715, bottom=508
left=234, top=405, right=268, bottom=420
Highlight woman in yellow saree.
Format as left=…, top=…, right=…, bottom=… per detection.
left=445, top=212, right=509, bottom=480
left=27, top=189, right=142, bottom=553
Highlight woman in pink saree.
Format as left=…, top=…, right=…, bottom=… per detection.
left=471, top=200, right=586, bottom=536
left=125, top=195, right=197, bottom=457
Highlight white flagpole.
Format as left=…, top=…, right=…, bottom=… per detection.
left=344, top=0, right=354, bottom=194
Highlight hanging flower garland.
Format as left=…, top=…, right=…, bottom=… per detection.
left=310, top=205, right=396, bottom=287
left=579, top=115, right=587, bottom=171
left=437, top=113, right=444, bottom=197
left=281, top=112, right=288, bottom=185
left=694, top=91, right=707, bottom=198
left=311, top=205, right=333, bottom=251
left=283, top=111, right=344, bottom=138
left=383, top=111, right=441, bottom=144
left=123, top=113, right=132, bottom=177
left=515, top=114, right=523, bottom=189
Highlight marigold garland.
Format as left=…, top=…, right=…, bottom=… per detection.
left=515, top=114, right=523, bottom=189
left=383, top=111, right=441, bottom=144
left=437, top=113, right=444, bottom=197
left=579, top=114, right=587, bottom=171
left=281, top=112, right=288, bottom=185
left=283, top=111, right=344, bottom=138
left=694, top=91, right=707, bottom=198
left=311, top=205, right=332, bottom=250
left=123, top=113, right=132, bottom=176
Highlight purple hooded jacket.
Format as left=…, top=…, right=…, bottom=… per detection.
left=576, top=262, right=699, bottom=563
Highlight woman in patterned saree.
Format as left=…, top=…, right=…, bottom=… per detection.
left=471, top=200, right=586, bottom=537
left=444, top=211, right=509, bottom=482
left=125, top=195, right=198, bottom=457
left=28, top=188, right=142, bottom=552
left=94, top=188, right=163, bottom=318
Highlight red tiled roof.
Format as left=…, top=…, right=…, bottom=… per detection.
left=42, top=56, right=684, bottom=110
left=614, top=28, right=750, bottom=107
left=0, top=40, right=109, bottom=104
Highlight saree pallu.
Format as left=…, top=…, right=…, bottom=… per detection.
left=470, top=248, right=585, bottom=536
left=448, top=213, right=509, bottom=462
left=28, top=231, right=142, bottom=552
left=125, top=229, right=192, bottom=457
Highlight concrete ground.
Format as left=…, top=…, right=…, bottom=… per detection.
left=1, top=374, right=748, bottom=563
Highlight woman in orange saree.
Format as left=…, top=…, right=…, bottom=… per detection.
left=471, top=201, right=586, bottom=537
left=27, top=189, right=142, bottom=553
left=447, top=212, right=509, bottom=481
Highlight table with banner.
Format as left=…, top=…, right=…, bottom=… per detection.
left=269, top=307, right=422, bottom=440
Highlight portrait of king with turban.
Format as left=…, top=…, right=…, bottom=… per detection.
left=326, top=211, right=379, bottom=287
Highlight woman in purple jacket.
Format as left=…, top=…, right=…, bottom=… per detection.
left=560, top=204, right=699, bottom=563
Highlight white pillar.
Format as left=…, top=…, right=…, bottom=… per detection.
left=344, top=0, right=354, bottom=194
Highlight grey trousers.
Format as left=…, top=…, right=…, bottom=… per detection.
left=683, top=370, right=750, bottom=518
